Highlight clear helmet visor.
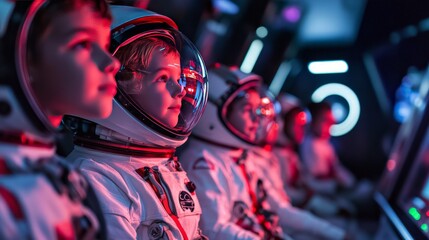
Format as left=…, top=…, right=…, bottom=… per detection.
left=222, top=83, right=277, bottom=145
left=0, top=0, right=56, bottom=135
left=256, top=91, right=278, bottom=146
left=113, top=28, right=208, bottom=137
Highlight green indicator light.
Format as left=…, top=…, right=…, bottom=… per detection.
left=409, top=207, right=421, bottom=221
left=421, top=224, right=429, bottom=232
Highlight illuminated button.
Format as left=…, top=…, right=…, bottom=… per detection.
left=421, top=223, right=428, bottom=232
left=409, top=207, right=421, bottom=221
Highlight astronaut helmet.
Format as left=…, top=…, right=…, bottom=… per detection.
left=0, top=0, right=114, bottom=144
left=66, top=5, right=208, bottom=148
left=192, top=64, right=276, bottom=149
left=277, top=93, right=307, bottom=146
left=255, top=90, right=279, bottom=147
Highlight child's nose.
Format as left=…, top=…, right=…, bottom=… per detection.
left=107, top=57, right=121, bottom=75
left=168, top=78, right=186, bottom=98
left=98, top=46, right=120, bottom=74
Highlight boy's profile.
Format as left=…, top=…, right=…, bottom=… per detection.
left=0, top=0, right=118, bottom=239
left=64, top=6, right=209, bottom=239
left=115, top=37, right=186, bottom=128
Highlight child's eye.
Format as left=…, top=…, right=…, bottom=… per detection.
left=72, top=40, right=92, bottom=51
left=156, top=75, right=169, bottom=83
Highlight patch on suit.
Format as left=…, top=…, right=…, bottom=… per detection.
left=192, top=157, right=215, bottom=170
left=179, top=191, right=195, bottom=212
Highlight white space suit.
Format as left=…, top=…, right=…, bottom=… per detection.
left=250, top=110, right=346, bottom=239
left=0, top=144, right=100, bottom=239
left=272, top=146, right=309, bottom=206
left=301, top=134, right=356, bottom=195
left=67, top=144, right=203, bottom=239
left=180, top=137, right=263, bottom=240
left=0, top=1, right=103, bottom=239
left=273, top=94, right=350, bottom=217
left=179, top=65, right=289, bottom=240
left=251, top=146, right=347, bottom=240
left=64, top=5, right=209, bottom=239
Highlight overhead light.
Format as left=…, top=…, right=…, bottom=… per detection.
left=269, top=61, right=291, bottom=96
left=213, top=0, right=239, bottom=14
left=240, top=39, right=264, bottom=73
left=308, top=60, right=348, bottom=74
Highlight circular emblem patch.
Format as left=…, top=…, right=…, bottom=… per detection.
left=179, top=191, right=195, bottom=212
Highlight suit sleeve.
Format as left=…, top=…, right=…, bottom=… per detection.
left=185, top=152, right=261, bottom=240
left=265, top=186, right=346, bottom=240
left=78, top=162, right=137, bottom=240
left=0, top=187, right=22, bottom=239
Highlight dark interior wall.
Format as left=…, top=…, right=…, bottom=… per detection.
left=282, top=49, right=391, bottom=180
left=130, top=0, right=429, bottom=181
left=372, top=32, right=429, bottom=105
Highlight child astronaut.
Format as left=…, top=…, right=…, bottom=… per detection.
left=178, top=64, right=290, bottom=239
left=0, top=0, right=119, bottom=239
left=250, top=95, right=349, bottom=240
left=64, top=5, right=209, bottom=239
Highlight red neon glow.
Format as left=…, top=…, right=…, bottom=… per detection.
left=187, top=87, right=195, bottom=93
left=387, top=159, right=396, bottom=172
left=261, top=97, right=270, bottom=104
left=296, top=111, right=307, bottom=125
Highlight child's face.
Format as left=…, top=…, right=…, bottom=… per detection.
left=288, top=112, right=306, bottom=144
left=134, top=50, right=185, bottom=128
left=312, top=109, right=335, bottom=139
left=30, top=5, right=119, bottom=126
left=228, top=90, right=261, bottom=142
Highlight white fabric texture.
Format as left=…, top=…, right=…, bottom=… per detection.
left=301, top=135, right=356, bottom=193
left=0, top=143, right=99, bottom=240
left=67, top=146, right=203, bottom=240
left=251, top=147, right=346, bottom=240
left=179, top=137, right=262, bottom=240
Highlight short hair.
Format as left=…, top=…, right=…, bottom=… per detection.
left=114, top=36, right=178, bottom=70
left=28, top=0, right=112, bottom=58
left=308, top=101, right=332, bottom=121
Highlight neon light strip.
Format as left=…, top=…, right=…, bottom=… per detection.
left=269, top=61, right=291, bottom=96
left=240, top=39, right=263, bottom=73
left=308, top=60, right=348, bottom=74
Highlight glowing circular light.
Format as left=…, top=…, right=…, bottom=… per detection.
left=256, top=26, right=268, bottom=38
left=312, top=83, right=360, bottom=136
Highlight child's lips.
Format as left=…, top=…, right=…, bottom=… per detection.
left=99, top=83, right=117, bottom=96
left=168, top=105, right=182, bottom=112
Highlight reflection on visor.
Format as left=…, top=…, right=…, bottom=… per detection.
left=182, top=67, right=203, bottom=107
left=117, top=65, right=187, bottom=96
left=257, top=96, right=276, bottom=120
left=233, top=93, right=275, bottom=120
left=177, top=66, right=204, bottom=129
